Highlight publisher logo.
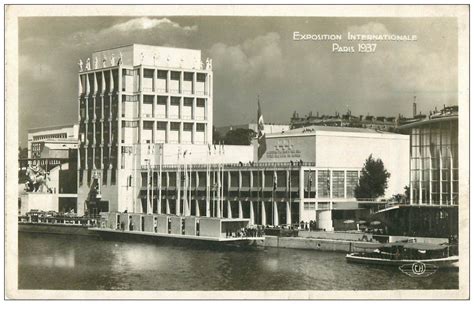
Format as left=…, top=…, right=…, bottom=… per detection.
left=399, top=262, right=438, bottom=277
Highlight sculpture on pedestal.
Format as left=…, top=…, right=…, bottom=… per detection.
left=78, top=59, right=83, bottom=72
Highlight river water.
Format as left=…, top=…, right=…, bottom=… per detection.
left=18, top=232, right=458, bottom=291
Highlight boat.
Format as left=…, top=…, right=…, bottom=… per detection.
left=346, top=241, right=458, bottom=268
left=89, top=212, right=265, bottom=249
left=18, top=210, right=100, bottom=236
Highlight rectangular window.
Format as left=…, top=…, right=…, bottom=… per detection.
left=171, top=72, right=180, bottom=80
left=184, top=72, right=193, bottom=81
left=171, top=97, right=180, bottom=105
left=157, top=122, right=167, bottom=130
left=122, top=95, right=138, bottom=102
left=170, top=122, right=180, bottom=130
left=144, top=69, right=154, bottom=78
left=157, top=70, right=167, bottom=79
left=143, top=121, right=154, bottom=130
left=197, top=73, right=206, bottom=82
left=143, top=95, right=154, bottom=104
left=122, top=121, right=138, bottom=128
left=346, top=171, right=358, bottom=198
left=318, top=170, right=330, bottom=198
left=196, top=123, right=205, bottom=132
left=184, top=97, right=193, bottom=106
left=196, top=98, right=205, bottom=107
left=332, top=171, right=345, bottom=198
left=157, top=96, right=167, bottom=104
left=183, top=123, right=193, bottom=131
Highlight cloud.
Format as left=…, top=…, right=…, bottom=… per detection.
left=64, top=17, right=198, bottom=50
left=209, top=32, right=284, bottom=80
left=100, top=17, right=197, bottom=34
left=19, top=54, right=54, bottom=82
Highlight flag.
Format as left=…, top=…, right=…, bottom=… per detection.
left=307, top=173, right=313, bottom=193
left=257, top=96, right=266, bottom=160
left=208, top=144, right=211, bottom=155
left=273, top=170, right=277, bottom=191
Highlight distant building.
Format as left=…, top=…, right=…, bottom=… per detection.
left=372, top=105, right=458, bottom=238
left=398, top=105, right=459, bottom=206
left=28, top=124, right=79, bottom=159
left=20, top=124, right=79, bottom=215
left=77, top=44, right=223, bottom=216
left=290, top=111, right=398, bottom=132
left=216, top=123, right=289, bottom=137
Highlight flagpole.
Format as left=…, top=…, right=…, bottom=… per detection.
left=158, top=144, right=162, bottom=214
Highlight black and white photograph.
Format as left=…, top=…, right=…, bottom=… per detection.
left=4, top=4, right=470, bottom=299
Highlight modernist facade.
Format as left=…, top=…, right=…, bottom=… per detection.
left=77, top=44, right=221, bottom=215
left=136, top=126, right=409, bottom=231
left=398, top=106, right=458, bottom=206
left=28, top=124, right=79, bottom=159
left=372, top=106, right=459, bottom=238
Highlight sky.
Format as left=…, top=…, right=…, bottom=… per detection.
left=18, top=16, right=458, bottom=147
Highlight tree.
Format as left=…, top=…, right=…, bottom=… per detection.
left=223, top=128, right=256, bottom=145
left=18, top=147, right=28, bottom=160
left=212, top=126, right=223, bottom=144
left=354, top=154, right=391, bottom=199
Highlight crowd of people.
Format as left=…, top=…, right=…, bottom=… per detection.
left=225, top=226, right=265, bottom=238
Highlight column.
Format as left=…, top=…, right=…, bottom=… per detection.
left=286, top=201, right=291, bottom=225
left=273, top=201, right=278, bottom=226
left=238, top=201, right=243, bottom=219
left=227, top=201, right=232, bottom=218
left=192, top=72, right=197, bottom=95
left=261, top=202, right=266, bottom=226
left=250, top=201, right=255, bottom=225
left=206, top=168, right=210, bottom=217
left=166, top=70, right=170, bottom=93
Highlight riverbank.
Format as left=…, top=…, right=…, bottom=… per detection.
left=19, top=222, right=97, bottom=236
left=258, top=231, right=449, bottom=253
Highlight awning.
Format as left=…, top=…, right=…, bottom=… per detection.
left=402, top=243, right=448, bottom=251
left=353, top=243, right=385, bottom=249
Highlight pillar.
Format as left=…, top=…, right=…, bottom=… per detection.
left=227, top=201, right=232, bottom=218
left=273, top=201, right=278, bottom=226
left=286, top=201, right=291, bottom=225
left=250, top=201, right=255, bottom=225
left=238, top=201, right=243, bottom=219
left=261, top=201, right=266, bottom=226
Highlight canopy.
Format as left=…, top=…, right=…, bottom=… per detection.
left=402, top=243, right=448, bottom=251
left=343, top=220, right=355, bottom=224
left=370, top=221, right=381, bottom=225
left=353, top=242, right=385, bottom=249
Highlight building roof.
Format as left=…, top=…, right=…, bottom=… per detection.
left=397, top=115, right=458, bottom=130
left=270, top=125, right=398, bottom=136
left=28, top=124, right=78, bottom=134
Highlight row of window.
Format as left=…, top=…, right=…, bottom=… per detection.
left=123, top=95, right=206, bottom=106
left=32, top=133, right=68, bottom=141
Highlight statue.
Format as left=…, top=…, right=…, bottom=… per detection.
left=118, top=52, right=123, bottom=65
left=94, top=57, right=98, bottom=69
left=25, top=164, right=52, bottom=193
left=209, top=58, right=213, bottom=69
left=200, top=60, right=204, bottom=70
left=85, top=58, right=91, bottom=70
left=110, top=53, right=115, bottom=66
left=205, top=58, right=210, bottom=70
left=102, top=55, right=107, bottom=68
left=78, top=59, right=83, bottom=72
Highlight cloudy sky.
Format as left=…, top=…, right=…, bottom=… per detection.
left=18, top=16, right=458, bottom=146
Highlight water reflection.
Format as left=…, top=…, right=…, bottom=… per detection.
left=18, top=233, right=458, bottom=291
